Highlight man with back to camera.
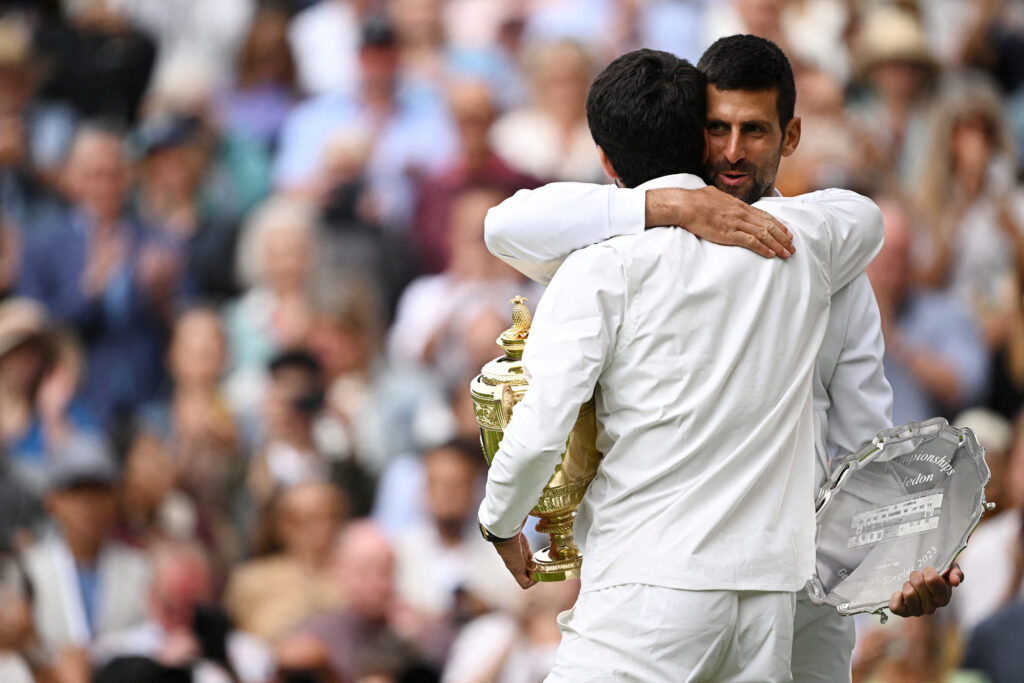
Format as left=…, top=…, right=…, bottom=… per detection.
left=476, top=47, right=884, bottom=680
left=483, top=35, right=962, bottom=682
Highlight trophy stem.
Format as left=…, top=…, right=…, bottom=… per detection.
left=532, top=510, right=582, bottom=582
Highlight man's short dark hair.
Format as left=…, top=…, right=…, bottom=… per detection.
left=697, top=35, right=796, bottom=127
left=586, top=49, right=707, bottom=188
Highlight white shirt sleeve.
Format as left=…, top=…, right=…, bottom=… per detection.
left=484, top=183, right=645, bottom=285
left=478, top=244, right=626, bottom=538
left=823, top=275, right=894, bottom=470
left=790, top=188, right=885, bottom=294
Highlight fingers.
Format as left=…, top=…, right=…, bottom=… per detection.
left=921, top=566, right=952, bottom=608
left=892, top=568, right=950, bottom=618
left=752, top=209, right=795, bottom=258
left=945, top=562, right=964, bottom=587
left=493, top=534, right=537, bottom=589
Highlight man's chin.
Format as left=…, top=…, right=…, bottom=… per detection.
left=712, top=180, right=761, bottom=205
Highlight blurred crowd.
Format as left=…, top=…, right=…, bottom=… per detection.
left=0, top=0, right=1022, bottom=682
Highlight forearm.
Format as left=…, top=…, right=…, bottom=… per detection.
left=485, top=183, right=644, bottom=285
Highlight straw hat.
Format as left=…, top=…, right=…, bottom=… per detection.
left=855, top=5, right=936, bottom=74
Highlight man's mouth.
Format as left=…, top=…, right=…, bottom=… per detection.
left=718, top=172, right=749, bottom=187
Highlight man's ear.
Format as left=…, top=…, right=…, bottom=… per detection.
left=597, top=145, right=622, bottom=185
left=781, top=116, right=801, bottom=158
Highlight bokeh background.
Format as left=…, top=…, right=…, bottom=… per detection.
left=0, top=1, right=1022, bottom=682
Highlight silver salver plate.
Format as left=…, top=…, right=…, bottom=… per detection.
left=806, top=418, right=991, bottom=618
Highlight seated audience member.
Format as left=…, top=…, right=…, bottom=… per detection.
left=274, top=17, right=457, bottom=231
left=280, top=521, right=435, bottom=682
left=247, top=350, right=330, bottom=510
left=216, top=5, right=299, bottom=150
left=21, top=435, right=152, bottom=654
left=489, top=40, right=603, bottom=183
left=388, top=187, right=541, bottom=387
left=0, top=299, right=98, bottom=493
left=866, top=197, right=989, bottom=425
left=413, top=79, right=539, bottom=273
left=17, top=123, right=182, bottom=428
left=225, top=481, right=347, bottom=645
left=95, top=541, right=272, bottom=683
left=442, top=579, right=580, bottom=683
left=115, top=427, right=199, bottom=551
left=223, top=196, right=317, bottom=424
left=394, top=441, right=522, bottom=622
left=309, top=280, right=450, bottom=493
left=140, top=307, right=240, bottom=556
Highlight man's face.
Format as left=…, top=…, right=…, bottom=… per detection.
left=702, top=86, right=800, bottom=204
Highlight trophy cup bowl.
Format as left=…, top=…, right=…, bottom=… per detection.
left=470, top=297, right=602, bottom=581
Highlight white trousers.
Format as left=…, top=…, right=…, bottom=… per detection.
left=546, top=584, right=795, bottom=682
left=791, top=592, right=855, bottom=683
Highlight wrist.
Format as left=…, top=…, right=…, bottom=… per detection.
left=478, top=521, right=516, bottom=544
left=645, top=189, right=688, bottom=229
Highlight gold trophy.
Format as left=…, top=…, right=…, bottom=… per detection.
left=470, top=296, right=602, bottom=581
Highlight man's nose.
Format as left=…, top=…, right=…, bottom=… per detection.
left=723, top=131, right=744, bottom=164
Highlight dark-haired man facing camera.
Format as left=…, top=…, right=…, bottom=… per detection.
left=477, top=48, right=883, bottom=680
left=483, top=35, right=961, bottom=683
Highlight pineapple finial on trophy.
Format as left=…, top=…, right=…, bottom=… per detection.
left=506, top=296, right=532, bottom=338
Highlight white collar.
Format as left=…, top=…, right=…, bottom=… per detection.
left=632, top=173, right=707, bottom=191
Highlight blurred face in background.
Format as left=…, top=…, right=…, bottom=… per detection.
left=866, top=198, right=912, bottom=302
left=168, top=309, right=226, bottom=387
left=47, top=483, right=117, bottom=554
left=447, top=189, right=513, bottom=280
left=333, top=524, right=395, bottom=621
left=149, top=549, right=213, bottom=631
left=424, top=447, right=480, bottom=540
left=63, top=130, right=130, bottom=225
left=263, top=221, right=313, bottom=294
left=276, top=482, right=346, bottom=563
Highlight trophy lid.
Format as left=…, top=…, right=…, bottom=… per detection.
left=497, top=296, right=532, bottom=360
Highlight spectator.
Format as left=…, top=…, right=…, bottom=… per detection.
left=279, top=521, right=434, bottom=682
left=389, top=187, right=540, bottom=387
left=247, top=350, right=329, bottom=510
left=224, top=196, right=317, bottom=421
left=33, top=0, right=156, bottom=125
left=490, top=40, right=603, bottom=183
left=287, top=0, right=365, bottom=98
left=413, top=79, right=539, bottom=273
left=393, top=441, right=522, bottom=623
left=224, top=481, right=346, bottom=645
left=954, top=407, right=1015, bottom=519
left=274, top=17, right=457, bottom=230
left=112, top=0, right=254, bottom=93
left=216, top=5, right=299, bottom=150
left=442, top=579, right=579, bottom=683
left=866, top=197, right=989, bottom=425
left=0, top=298, right=98, bottom=492
left=309, top=278, right=451, bottom=487
left=913, top=77, right=1023, bottom=343
left=0, top=17, right=72, bottom=232
left=852, top=613, right=983, bottom=683
left=0, top=553, right=53, bottom=683
left=17, top=123, right=181, bottom=428
left=95, top=540, right=273, bottom=683
left=130, top=114, right=241, bottom=302
left=961, top=593, right=1024, bottom=683
left=21, top=434, right=151, bottom=654
left=847, top=5, right=938, bottom=192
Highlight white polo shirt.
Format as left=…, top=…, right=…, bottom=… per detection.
left=478, top=174, right=885, bottom=593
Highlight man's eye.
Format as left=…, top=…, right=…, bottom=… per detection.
left=707, top=123, right=728, bottom=135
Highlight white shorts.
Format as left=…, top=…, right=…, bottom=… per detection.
left=546, top=584, right=795, bottom=682
left=791, top=592, right=855, bottom=683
